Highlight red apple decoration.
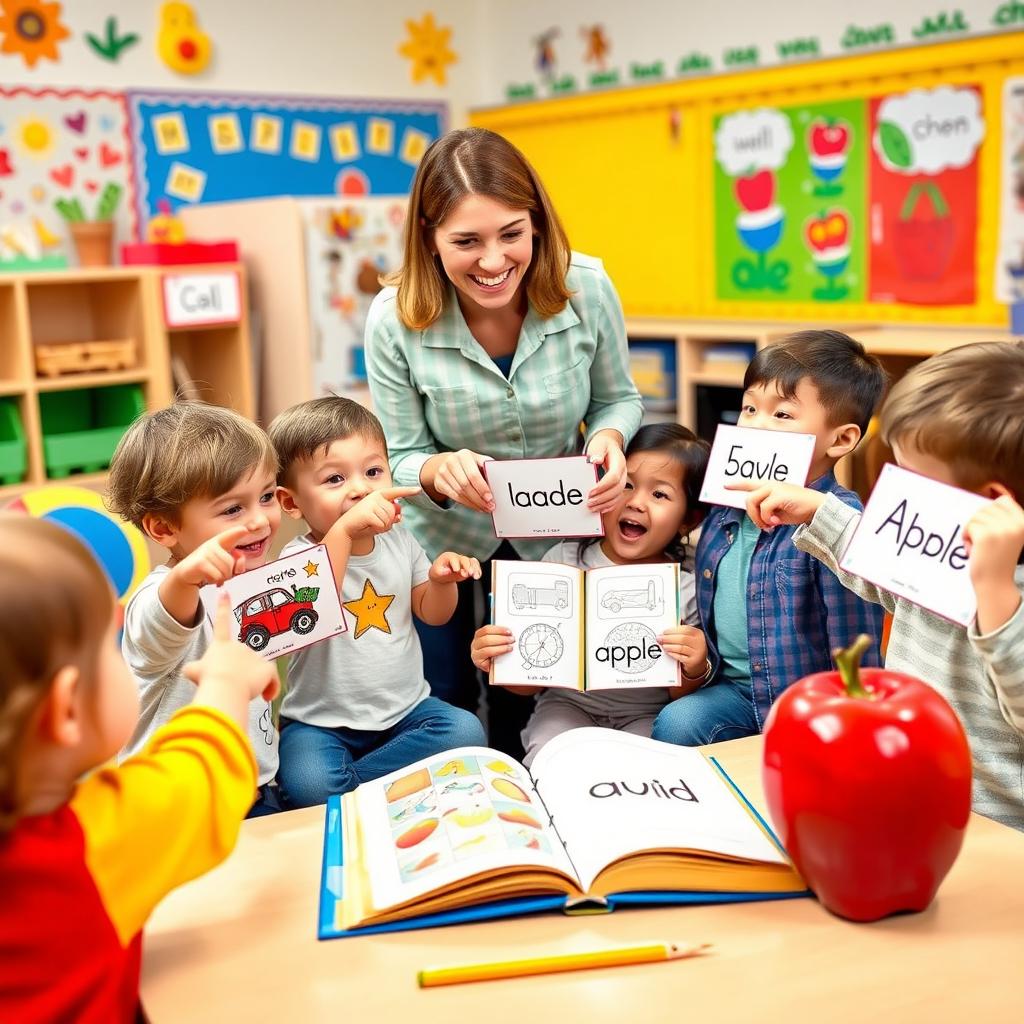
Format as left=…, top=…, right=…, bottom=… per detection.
left=809, top=119, right=851, bottom=157
left=804, top=209, right=850, bottom=251
left=734, top=169, right=774, bottom=212
left=762, top=636, right=972, bottom=923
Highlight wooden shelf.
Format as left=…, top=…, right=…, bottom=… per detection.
left=688, top=367, right=746, bottom=387
left=35, top=369, right=150, bottom=392
left=0, top=381, right=27, bottom=397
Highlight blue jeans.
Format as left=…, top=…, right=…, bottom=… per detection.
left=651, top=681, right=759, bottom=746
left=247, top=782, right=284, bottom=818
left=278, top=697, right=486, bottom=808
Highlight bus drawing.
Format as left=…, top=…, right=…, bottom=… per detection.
left=511, top=579, right=570, bottom=612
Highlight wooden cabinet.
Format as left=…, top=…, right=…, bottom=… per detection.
left=0, top=264, right=253, bottom=502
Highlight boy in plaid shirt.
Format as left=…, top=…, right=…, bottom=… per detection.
left=652, top=331, right=887, bottom=746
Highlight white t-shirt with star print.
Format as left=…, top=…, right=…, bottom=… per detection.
left=280, top=526, right=432, bottom=730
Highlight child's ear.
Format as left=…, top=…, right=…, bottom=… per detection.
left=141, top=513, right=179, bottom=551
left=37, top=666, right=84, bottom=748
left=826, top=423, right=862, bottom=461
left=980, top=481, right=1014, bottom=500
left=277, top=486, right=304, bottom=520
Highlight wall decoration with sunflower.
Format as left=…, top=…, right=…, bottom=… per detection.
left=398, top=12, right=457, bottom=86
left=0, top=0, right=70, bottom=68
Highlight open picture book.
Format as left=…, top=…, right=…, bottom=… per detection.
left=319, top=728, right=806, bottom=938
left=489, top=560, right=681, bottom=690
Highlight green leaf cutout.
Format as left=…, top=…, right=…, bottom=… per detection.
left=877, top=121, right=913, bottom=169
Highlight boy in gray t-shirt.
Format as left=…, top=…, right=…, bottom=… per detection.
left=270, top=397, right=486, bottom=808
left=107, top=402, right=284, bottom=816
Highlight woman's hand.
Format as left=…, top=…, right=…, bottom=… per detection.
left=585, top=430, right=627, bottom=514
left=422, top=449, right=495, bottom=513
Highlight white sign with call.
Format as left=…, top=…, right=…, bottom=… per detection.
left=699, top=424, right=816, bottom=509
left=839, top=463, right=990, bottom=626
left=163, top=271, right=241, bottom=327
left=485, top=456, right=602, bottom=539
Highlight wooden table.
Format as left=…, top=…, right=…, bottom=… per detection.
left=141, top=736, right=1021, bottom=1021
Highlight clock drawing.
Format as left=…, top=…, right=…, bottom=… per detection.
left=518, top=622, right=564, bottom=669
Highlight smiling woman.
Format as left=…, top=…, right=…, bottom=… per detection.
left=364, top=127, right=643, bottom=756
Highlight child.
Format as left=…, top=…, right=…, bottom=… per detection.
left=471, top=424, right=710, bottom=766
left=651, top=330, right=888, bottom=747
left=0, top=516, right=278, bottom=1022
left=270, top=396, right=487, bottom=807
left=736, top=341, right=1024, bottom=830
left=106, top=401, right=284, bottom=816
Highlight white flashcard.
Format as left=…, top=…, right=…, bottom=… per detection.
left=200, top=544, right=347, bottom=660
left=699, top=424, right=816, bottom=509
left=839, top=463, right=990, bottom=626
left=485, top=456, right=603, bottom=539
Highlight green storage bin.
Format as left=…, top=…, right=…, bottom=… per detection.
left=0, top=398, right=27, bottom=485
left=40, top=384, right=145, bottom=479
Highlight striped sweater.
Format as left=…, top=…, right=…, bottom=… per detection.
left=794, top=493, right=1024, bottom=831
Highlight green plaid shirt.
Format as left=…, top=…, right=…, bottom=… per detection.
left=365, top=252, right=643, bottom=561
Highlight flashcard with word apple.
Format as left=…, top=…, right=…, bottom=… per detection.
left=714, top=98, right=867, bottom=302
left=838, top=463, right=990, bottom=626
left=485, top=456, right=603, bottom=539
left=200, top=543, right=346, bottom=661
left=699, top=424, right=816, bottom=510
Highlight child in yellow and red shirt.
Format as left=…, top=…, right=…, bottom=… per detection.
left=0, top=515, right=279, bottom=1023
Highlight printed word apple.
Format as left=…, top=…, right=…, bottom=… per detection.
left=874, top=499, right=969, bottom=569
left=594, top=641, right=663, bottom=668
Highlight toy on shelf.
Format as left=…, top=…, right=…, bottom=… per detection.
left=121, top=200, right=239, bottom=265
left=34, top=339, right=137, bottom=378
left=56, top=183, right=125, bottom=267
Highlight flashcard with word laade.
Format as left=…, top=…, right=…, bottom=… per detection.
left=699, top=424, right=816, bottom=510
left=485, top=456, right=603, bottom=539
left=839, top=463, right=990, bottom=626
left=200, top=544, right=346, bottom=660
left=489, top=560, right=680, bottom=690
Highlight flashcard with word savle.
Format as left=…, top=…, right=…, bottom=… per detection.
left=699, top=424, right=816, bottom=510
left=485, top=456, right=603, bottom=539
left=839, top=463, right=990, bottom=626
left=200, top=544, right=346, bottom=660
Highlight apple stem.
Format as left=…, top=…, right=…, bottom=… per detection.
left=832, top=634, right=874, bottom=698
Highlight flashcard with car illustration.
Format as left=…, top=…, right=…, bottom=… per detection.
left=490, top=560, right=680, bottom=691
left=199, top=543, right=346, bottom=661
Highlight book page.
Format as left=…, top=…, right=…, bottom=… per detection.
left=490, top=560, right=584, bottom=690
left=584, top=563, right=680, bottom=689
left=352, top=747, right=579, bottom=913
left=531, top=729, right=787, bottom=893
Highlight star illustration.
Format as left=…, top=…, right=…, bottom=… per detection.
left=303, top=560, right=319, bottom=578
left=397, top=12, right=457, bottom=86
left=343, top=578, right=395, bottom=639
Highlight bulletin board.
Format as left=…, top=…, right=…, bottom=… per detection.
left=126, top=90, right=446, bottom=222
left=471, top=35, right=1024, bottom=326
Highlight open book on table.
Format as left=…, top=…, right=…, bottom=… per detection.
left=319, top=728, right=806, bottom=939
left=489, top=559, right=682, bottom=690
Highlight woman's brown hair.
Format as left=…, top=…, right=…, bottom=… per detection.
left=0, top=516, right=113, bottom=833
left=386, top=127, right=572, bottom=329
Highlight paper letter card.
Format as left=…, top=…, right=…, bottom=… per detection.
left=839, top=463, right=989, bottom=626
left=489, top=560, right=680, bottom=690
left=699, top=425, right=816, bottom=510
left=485, top=457, right=603, bottom=539
left=200, top=544, right=347, bottom=660
left=163, top=271, right=241, bottom=328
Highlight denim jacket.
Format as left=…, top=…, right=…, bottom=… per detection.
left=695, top=472, right=884, bottom=729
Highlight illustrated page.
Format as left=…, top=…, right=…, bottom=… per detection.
left=490, top=561, right=584, bottom=690
left=531, top=728, right=788, bottom=893
left=584, top=563, right=680, bottom=689
left=353, top=747, right=579, bottom=911
left=199, top=543, right=346, bottom=660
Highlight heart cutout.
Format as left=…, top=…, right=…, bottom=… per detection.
left=0, top=148, right=12, bottom=176
left=99, top=142, right=122, bottom=168
left=74, top=146, right=89, bottom=161
left=65, top=112, right=87, bottom=134
left=84, top=180, right=99, bottom=193
left=50, top=164, right=73, bottom=188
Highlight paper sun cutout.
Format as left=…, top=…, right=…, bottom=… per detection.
left=398, top=12, right=456, bottom=86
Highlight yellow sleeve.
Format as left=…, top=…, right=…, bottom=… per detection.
left=70, top=705, right=258, bottom=946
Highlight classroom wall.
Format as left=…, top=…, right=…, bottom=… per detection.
left=477, top=0, right=1023, bottom=106
left=1, top=0, right=485, bottom=122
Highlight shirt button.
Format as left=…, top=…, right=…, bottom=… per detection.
left=753, top=662, right=762, bottom=671
left=510, top=432, right=521, bottom=442
left=506, top=387, right=514, bottom=398
left=702, top=569, right=712, bottom=579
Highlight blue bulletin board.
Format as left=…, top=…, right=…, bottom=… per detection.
left=126, top=90, right=446, bottom=221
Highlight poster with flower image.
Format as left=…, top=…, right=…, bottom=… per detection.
left=713, top=99, right=867, bottom=303
left=868, top=86, right=983, bottom=306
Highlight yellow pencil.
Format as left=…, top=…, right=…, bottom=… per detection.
left=417, top=941, right=711, bottom=988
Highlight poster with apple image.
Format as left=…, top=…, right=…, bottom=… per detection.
left=868, top=86, right=984, bottom=306
left=713, top=99, right=866, bottom=302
